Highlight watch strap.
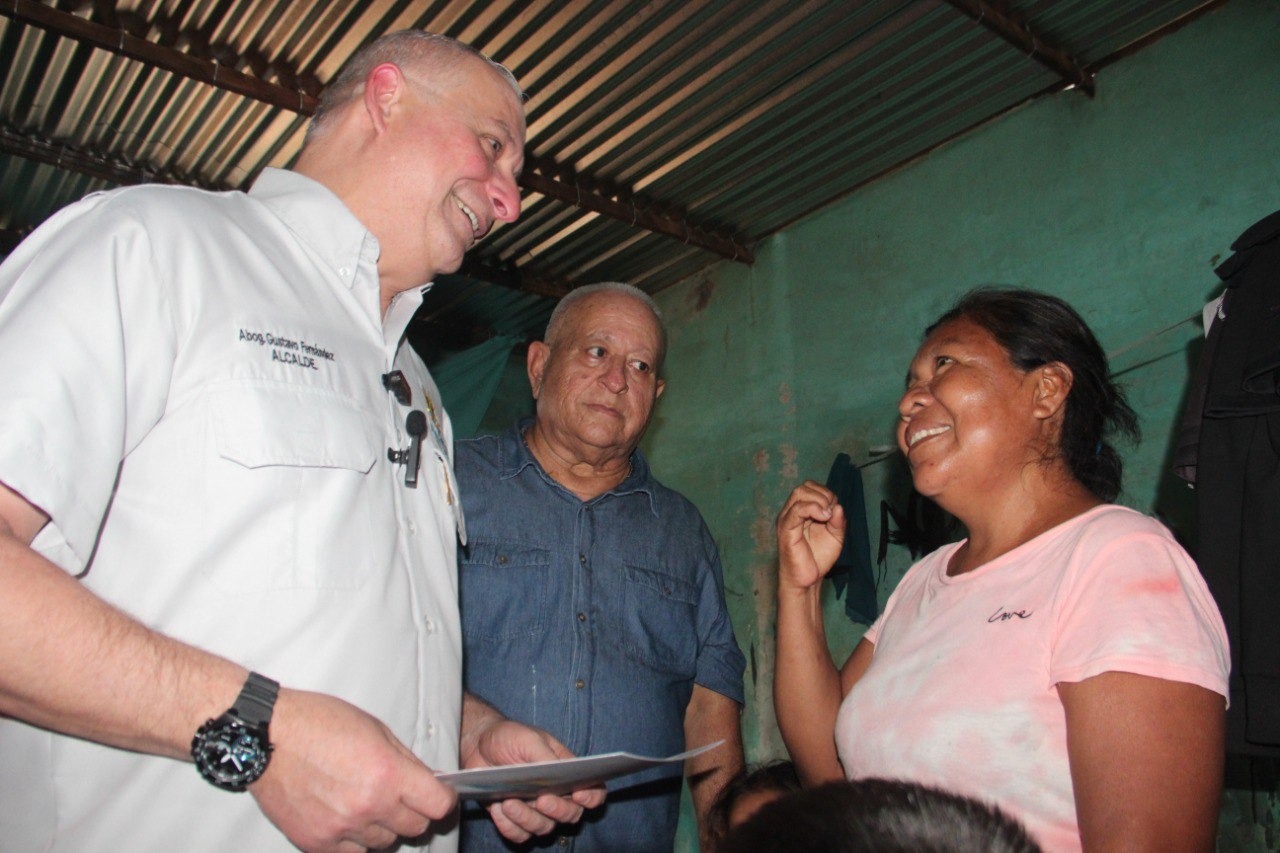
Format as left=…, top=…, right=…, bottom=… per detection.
left=231, top=672, right=279, bottom=728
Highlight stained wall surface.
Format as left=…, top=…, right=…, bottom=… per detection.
left=635, top=1, right=1280, bottom=848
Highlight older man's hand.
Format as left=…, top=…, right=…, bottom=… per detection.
left=460, top=698, right=606, bottom=842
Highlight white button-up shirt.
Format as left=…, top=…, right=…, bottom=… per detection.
left=0, top=169, right=464, bottom=852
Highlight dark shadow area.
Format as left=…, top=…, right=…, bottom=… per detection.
left=1151, top=331, right=1206, bottom=554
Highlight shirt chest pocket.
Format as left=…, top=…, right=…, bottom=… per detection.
left=618, top=564, right=699, bottom=678
left=201, top=383, right=393, bottom=591
left=460, top=542, right=552, bottom=643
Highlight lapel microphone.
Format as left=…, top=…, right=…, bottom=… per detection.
left=389, top=410, right=428, bottom=488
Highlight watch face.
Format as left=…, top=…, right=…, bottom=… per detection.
left=193, top=717, right=271, bottom=791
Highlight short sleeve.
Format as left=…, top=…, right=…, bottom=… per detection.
left=0, top=192, right=177, bottom=567
left=1050, top=525, right=1229, bottom=698
left=692, top=523, right=746, bottom=704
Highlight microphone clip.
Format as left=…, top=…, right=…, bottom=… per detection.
left=388, top=410, right=428, bottom=488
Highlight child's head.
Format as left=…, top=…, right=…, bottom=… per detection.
left=709, top=760, right=803, bottom=845
left=718, top=777, right=1041, bottom=853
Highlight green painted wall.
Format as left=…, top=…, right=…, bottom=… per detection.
left=640, top=2, right=1280, bottom=849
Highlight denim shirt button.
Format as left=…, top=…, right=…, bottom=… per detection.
left=575, top=678, right=585, bottom=690
left=578, top=553, right=586, bottom=565
left=556, top=837, right=569, bottom=847
left=577, top=612, right=586, bottom=622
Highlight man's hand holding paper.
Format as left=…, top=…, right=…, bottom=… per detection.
left=459, top=693, right=607, bottom=843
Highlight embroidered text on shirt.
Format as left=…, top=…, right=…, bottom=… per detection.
left=237, top=327, right=337, bottom=371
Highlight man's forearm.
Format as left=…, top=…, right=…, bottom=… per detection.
left=685, top=685, right=745, bottom=846
left=0, top=527, right=246, bottom=760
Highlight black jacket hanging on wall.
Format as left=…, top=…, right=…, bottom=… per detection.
left=1174, top=208, right=1280, bottom=758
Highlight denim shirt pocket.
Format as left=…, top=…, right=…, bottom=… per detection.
left=620, top=564, right=699, bottom=677
left=460, top=541, right=552, bottom=643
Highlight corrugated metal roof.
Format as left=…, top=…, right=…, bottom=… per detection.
left=0, top=0, right=1224, bottom=351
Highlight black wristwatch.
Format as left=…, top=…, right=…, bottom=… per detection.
left=191, top=672, right=279, bottom=792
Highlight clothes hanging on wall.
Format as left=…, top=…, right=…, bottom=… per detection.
left=1174, top=207, right=1280, bottom=758
left=824, top=453, right=878, bottom=625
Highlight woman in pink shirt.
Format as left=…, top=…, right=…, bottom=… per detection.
left=774, top=289, right=1229, bottom=851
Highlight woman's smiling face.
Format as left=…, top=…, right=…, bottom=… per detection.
left=896, top=317, right=1050, bottom=509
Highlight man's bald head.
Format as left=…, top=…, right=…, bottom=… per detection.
left=305, top=30, right=521, bottom=144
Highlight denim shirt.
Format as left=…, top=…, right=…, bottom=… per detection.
left=456, top=420, right=745, bottom=852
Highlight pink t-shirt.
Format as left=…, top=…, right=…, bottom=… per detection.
left=834, top=505, right=1229, bottom=852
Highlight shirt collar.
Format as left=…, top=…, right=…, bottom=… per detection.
left=249, top=168, right=432, bottom=345
left=249, top=168, right=373, bottom=282
left=501, top=418, right=659, bottom=516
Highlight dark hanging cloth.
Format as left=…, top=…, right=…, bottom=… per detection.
left=878, top=490, right=958, bottom=564
left=824, top=453, right=878, bottom=625
left=1174, top=208, right=1280, bottom=757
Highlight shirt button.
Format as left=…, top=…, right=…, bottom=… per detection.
left=577, top=612, right=586, bottom=622
left=337, top=266, right=351, bottom=278
left=557, top=838, right=569, bottom=847
left=424, top=618, right=436, bottom=634
left=427, top=722, right=436, bottom=738
left=575, top=679, right=585, bottom=690
left=407, top=520, right=417, bottom=535
left=578, top=553, right=586, bottom=565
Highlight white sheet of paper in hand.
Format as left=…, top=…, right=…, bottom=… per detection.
left=436, top=740, right=724, bottom=801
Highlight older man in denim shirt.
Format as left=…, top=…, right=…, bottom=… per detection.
left=456, top=282, right=746, bottom=852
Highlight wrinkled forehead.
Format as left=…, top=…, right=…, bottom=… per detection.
left=569, top=295, right=662, bottom=348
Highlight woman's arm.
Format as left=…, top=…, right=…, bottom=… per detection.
left=773, top=480, right=852, bottom=787
left=1059, top=672, right=1224, bottom=852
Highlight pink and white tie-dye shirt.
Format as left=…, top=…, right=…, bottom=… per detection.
left=835, top=505, right=1229, bottom=852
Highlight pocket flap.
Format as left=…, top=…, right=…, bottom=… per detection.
left=212, top=382, right=379, bottom=472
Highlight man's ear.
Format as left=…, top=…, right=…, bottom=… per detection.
left=655, top=378, right=666, bottom=400
left=1032, top=362, right=1073, bottom=420
left=527, top=341, right=550, bottom=399
left=363, top=63, right=406, bottom=133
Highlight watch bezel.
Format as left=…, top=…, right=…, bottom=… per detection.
left=191, top=712, right=273, bottom=792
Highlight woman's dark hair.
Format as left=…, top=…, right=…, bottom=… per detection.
left=925, top=288, right=1139, bottom=503
left=709, top=760, right=803, bottom=843
left=718, top=778, right=1042, bottom=853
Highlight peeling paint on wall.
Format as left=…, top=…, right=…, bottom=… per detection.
left=750, top=506, right=774, bottom=556
left=780, top=443, right=798, bottom=483
left=749, top=559, right=784, bottom=759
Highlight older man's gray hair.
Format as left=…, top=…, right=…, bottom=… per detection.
left=544, top=282, right=668, bottom=375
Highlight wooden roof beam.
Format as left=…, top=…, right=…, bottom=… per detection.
left=521, top=156, right=755, bottom=264
left=943, top=0, right=1095, bottom=97
left=4, top=0, right=322, bottom=109
left=0, top=124, right=219, bottom=188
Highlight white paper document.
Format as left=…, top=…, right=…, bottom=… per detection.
left=436, top=740, right=724, bottom=801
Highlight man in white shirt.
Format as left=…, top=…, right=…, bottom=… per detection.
left=0, top=30, right=600, bottom=852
